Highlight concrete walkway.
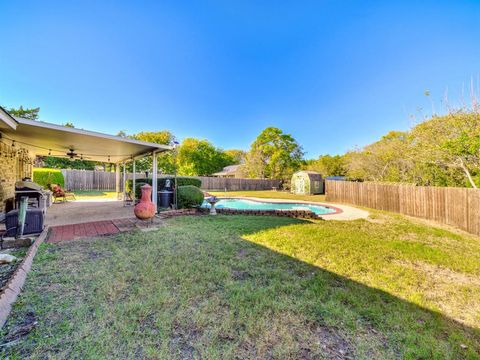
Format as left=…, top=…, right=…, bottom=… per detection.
left=319, top=203, right=369, bottom=221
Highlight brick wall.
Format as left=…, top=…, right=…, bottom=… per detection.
left=0, top=142, right=34, bottom=213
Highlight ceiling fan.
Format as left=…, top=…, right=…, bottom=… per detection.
left=66, top=148, right=90, bottom=160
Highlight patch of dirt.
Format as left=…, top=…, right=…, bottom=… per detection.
left=2, top=312, right=37, bottom=344
left=365, top=216, right=388, bottom=224
left=169, top=321, right=200, bottom=360
left=395, top=260, right=480, bottom=327
left=236, top=248, right=249, bottom=258
left=45, top=247, right=58, bottom=253
left=312, top=325, right=355, bottom=360
left=396, top=260, right=480, bottom=287
left=87, top=250, right=112, bottom=260
left=398, top=232, right=422, bottom=242
left=0, top=254, right=22, bottom=289
left=232, top=269, right=252, bottom=281
left=403, top=215, right=477, bottom=238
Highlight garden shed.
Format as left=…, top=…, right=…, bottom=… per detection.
left=291, top=171, right=324, bottom=195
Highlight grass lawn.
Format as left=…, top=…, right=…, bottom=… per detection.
left=73, top=190, right=117, bottom=200
left=2, top=213, right=480, bottom=359
left=210, top=190, right=326, bottom=203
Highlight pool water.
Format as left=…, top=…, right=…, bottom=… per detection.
left=202, top=198, right=335, bottom=215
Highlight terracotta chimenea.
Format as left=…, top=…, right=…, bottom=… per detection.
left=134, top=184, right=156, bottom=220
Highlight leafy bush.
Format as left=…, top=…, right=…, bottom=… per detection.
left=33, top=168, right=64, bottom=188
left=177, top=185, right=204, bottom=209
left=126, top=177, right=202, bottom=199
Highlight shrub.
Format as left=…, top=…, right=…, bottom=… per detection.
left=177, top=185, right=204, bottom=209
left=126, top=177, right=202, bottom=199
left=33, top=168, right=64, bottom=189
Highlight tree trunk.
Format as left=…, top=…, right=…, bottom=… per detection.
left=459, top=158, right=478, bottom=188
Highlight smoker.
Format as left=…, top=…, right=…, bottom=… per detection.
left=158, top=179, right=174, bottom=209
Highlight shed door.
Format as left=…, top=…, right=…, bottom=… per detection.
left=298, top=177, right=305, bottom=194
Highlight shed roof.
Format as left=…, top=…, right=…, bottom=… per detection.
left=293, top=170, right=323, bottom=180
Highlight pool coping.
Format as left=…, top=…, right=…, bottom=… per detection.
left=213, top=196, right=344, bottom=216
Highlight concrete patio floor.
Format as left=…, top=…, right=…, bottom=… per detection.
left=45, top=200, right=135, bottom=226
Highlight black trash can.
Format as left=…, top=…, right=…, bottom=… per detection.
left=158, top=190, right=174, bottom=209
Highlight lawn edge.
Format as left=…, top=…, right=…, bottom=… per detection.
left=0, top=227, right=49, bottom=328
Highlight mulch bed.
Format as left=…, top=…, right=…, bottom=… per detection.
left=0, top=261, right=21, bottom=290
left=0, top=248, right=27, bottom=290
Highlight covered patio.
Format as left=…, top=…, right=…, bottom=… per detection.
left=46, top=200, right=134, bottom=226
left=0, top=107, right=172, bottom=229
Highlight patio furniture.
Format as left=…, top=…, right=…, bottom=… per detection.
left=49, top=184, right=76, bottom=203
left=123, top=191, right=134, bottom=206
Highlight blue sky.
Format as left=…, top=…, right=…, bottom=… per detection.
left=1, top=1, right=479, bottom=158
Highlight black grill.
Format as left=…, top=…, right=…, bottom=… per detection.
left=15, top=180, right=45, bottom=209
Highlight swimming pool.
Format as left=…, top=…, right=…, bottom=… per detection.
left=202, top=198, right=337, bottom=215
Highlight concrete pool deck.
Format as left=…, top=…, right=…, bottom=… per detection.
left=219, top=196, right=369, bottom=221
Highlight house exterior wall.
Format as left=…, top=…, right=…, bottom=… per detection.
left=0, top=141, right=34, bottom=213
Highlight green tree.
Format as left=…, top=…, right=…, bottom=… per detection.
left=345, top=131, right=412, bottom=182
left=305, top=155, right=346, bottom=176
left=132, top=131, right=174, bottom=145
left=122, top=130, right=176, bottom=173
left=245, top=127, right=303, bottom=180
left=177, top=138, right=234, bottom=176
left=8, top=106, right=40, bottom=120
left=42, top=157, right=97, bottom=170
left=343, top=111, right=480, bottom=188
left=410, top=111, right=480, bottom=188
left=224, top=149, right=247, bottom=164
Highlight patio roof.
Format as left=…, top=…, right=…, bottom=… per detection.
left=0, top=107, right=17, bottom=130
left=0, top=111, right=171, bottom=163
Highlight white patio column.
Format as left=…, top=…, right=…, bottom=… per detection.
left=122, top=162, right=126, bottom=201
left=152, top=151, right=158, bottom=213
left=132, top=159, right=136, bottom=201
left=115, top=163, right=121, bottom=199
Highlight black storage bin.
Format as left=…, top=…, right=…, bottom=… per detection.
left=5, top=209, right=44, bottom=237
left=158, top=190, right=174, bottom=209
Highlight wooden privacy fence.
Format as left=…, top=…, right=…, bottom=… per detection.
left=62, top=169, right=115, bottom=191
left=61, top=170, right=144, bottom=191
left=61, top=170, right=281, bottom=192
left=325, top=180, right=480, bottom=236
left=196, top=176, right=280, bottom=191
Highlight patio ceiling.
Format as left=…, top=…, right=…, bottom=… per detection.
left=0, top=116, right=171, bottom=163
